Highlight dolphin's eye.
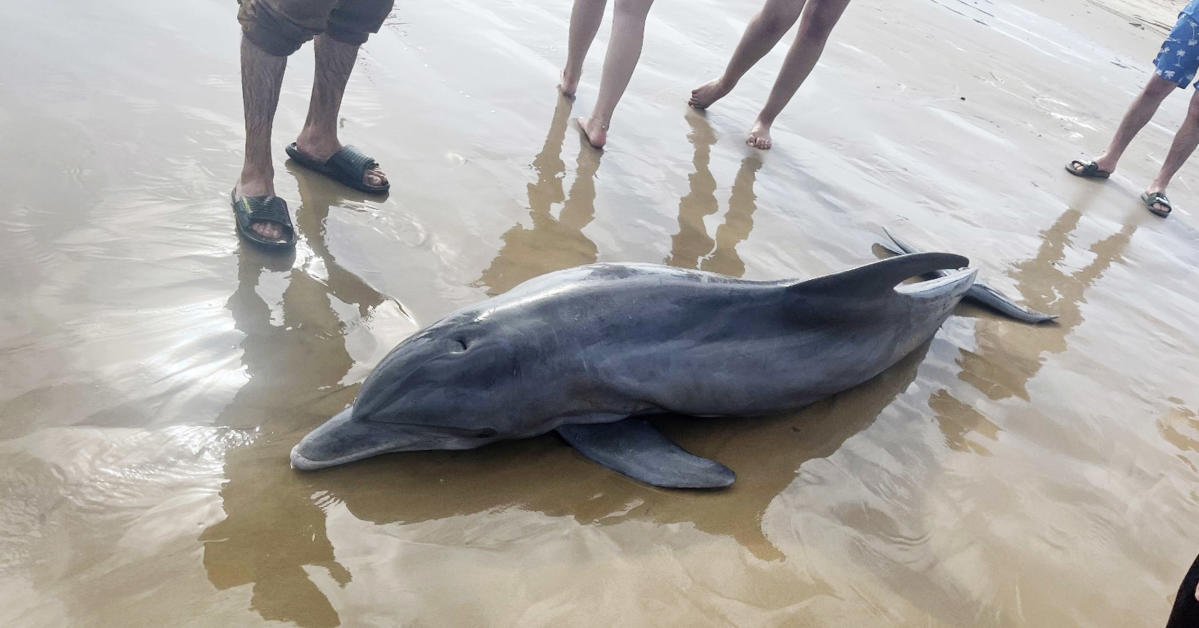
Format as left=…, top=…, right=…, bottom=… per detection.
left=476, top=428, right=497, bottom=438
left=453, top=338, right=468, bottom=352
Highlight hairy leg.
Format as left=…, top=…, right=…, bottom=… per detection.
left=689, top=0, right=805, bottom=109
left=747, top=0, right=851, bottom=149
left=576, top=0, right=655, bottom=148
left=1089, top=74, right=1177, bottom=173
left=237, top=35, right=289, bottom=242
left=294, top=34, right=387, bottom=187
left=1143, top=86, right=1199, bottom=211
left=560, top=0, right=608, bottom=97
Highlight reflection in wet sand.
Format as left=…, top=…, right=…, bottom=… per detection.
left=304, top=342, right=933, bottom=563
left=476, top=97, right=601, bottom=295
left=200, top=173, right=390, bottom=628
left=668, top=113, right=762, bottom=278
left=934, top=207, right=1135, bottom=450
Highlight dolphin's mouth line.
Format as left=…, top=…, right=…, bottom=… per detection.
left=290, top=439, right=411, bottom=471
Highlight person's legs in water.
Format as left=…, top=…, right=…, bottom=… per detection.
left=688, top=0, right=806, bottom=110
left=236, top=35, right=292, bottom=243
left=747, top=0, right=851, bottom=149
left=575, top=0, right=656, bottom=148
left=1065, top=75, right=1176, bottom=178
left=560, top=0, right=607, bottom=97
left=234, top=0, right=392, bottom=244
left=288, top=0, right=392, bottom=188
left=1068, top=14, right=1199, bottom=178
left=1142, top=87, right=1199, bottom=216
left=290, top=34, right=388, bottom=189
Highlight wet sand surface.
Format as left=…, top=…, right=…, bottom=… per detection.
left=3, top=0, right=1199, bottom=625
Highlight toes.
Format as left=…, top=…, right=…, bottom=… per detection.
left=251, top=221, right=283, bottom=242
left=366, top=168, right=387, bottom=187
left=747, top=135, right=771, bottom=150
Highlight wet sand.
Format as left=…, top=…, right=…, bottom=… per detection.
left=3, top=0, right=1199, bottom=625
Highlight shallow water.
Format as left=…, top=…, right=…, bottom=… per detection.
left=2, top=0, right=1199, bottom=625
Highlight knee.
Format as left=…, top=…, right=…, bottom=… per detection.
left=1147, top=75, right=1182, bottom=101
left=613, top=0, right=654, bottom=20
left=758, top=1, right=803, bottom=35
left=327, top=0, right=394, bottom=47
left=797, top=1, right=847, bottom=40
left=238, top=0, right=318, bottom=56
left=1186, top=95, right=1199, bottom=121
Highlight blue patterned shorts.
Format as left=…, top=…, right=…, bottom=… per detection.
left=1155, top=13, right=1199, bottom=88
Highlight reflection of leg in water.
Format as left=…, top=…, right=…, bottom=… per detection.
left=955, top=208, right=1135, bottom=403
left=201, top=258, right=351, bottom=628
left=667, top=113, right=719, bottom=270
left=477, top=99, right=600, bottom=295
left=701, top=156, right=762, bottom=278
left=668, top=116, right=763, bottom=278
left=201, top=183, right=388, bottom=627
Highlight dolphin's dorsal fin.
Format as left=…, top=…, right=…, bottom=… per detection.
left=557, top=418, right=735, bottom=489
left=790, top=252, right=969, bottom=298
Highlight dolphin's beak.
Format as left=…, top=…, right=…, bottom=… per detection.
left=290, top=407, right=416, bottom=471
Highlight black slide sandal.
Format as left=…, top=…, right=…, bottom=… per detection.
left=1065, top=159, right=1111, bottom=179
left=230, top=190, right=296, bottom=250
left=285, top=143, right=389, bottom=194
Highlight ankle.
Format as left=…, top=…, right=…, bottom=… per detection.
left=296, top=126, right=339, bottom=152
left=238, top=168, right=274, bottom=197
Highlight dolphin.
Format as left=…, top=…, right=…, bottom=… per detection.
left=291, top=249, right=1051, bottom=488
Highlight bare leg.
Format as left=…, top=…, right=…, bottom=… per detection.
left=1078, top=74, right=1178, bottom=173
left=576, top=0, right=655, bottom=148
left=560, top=0, right=608, bottom=97
left=747, top=0, right=851, bottom=149
left=293, top=35, right=387, bottom=188
left=689, top=0, right=805, bottom=109
left=1143, top=87, right=1199, bottom=213
left=236, top=35, right=289, bottom=242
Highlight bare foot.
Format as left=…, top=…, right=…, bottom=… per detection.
left=234, top=177, right=287, bottom=243
left=293, top=131, right=388, bottom=188
left=746, top=119, right=773, bottom=150
left=575, top=116, right=607, bottom=149
left=558, top=69, right=580, bottom=98
left=689, top=78, right=733, bottom=110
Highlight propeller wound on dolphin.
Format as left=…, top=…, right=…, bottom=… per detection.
left=291, top=240, right=1055, bottom=489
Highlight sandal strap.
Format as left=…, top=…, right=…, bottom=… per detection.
left=236, top=195, right=293, bottom=231
left=327, top=145, right=379, bottom=181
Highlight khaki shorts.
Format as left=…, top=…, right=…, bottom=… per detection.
left=238, top=0, right=394, bottom=56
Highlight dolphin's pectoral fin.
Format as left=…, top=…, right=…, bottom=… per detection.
left=880, top=228, right=1058, bottom=324
left=557, top=419, right=736, bottom=489
left=792, top=251, right=970, bottom=298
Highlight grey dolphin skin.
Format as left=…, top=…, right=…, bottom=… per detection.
left=291, top=248, right=1051, bottom=489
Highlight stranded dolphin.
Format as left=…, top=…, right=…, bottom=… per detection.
left=291, top=248, right=1052, bottom=488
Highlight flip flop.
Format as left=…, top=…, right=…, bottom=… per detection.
left=285, top=143, right=390, bottom=194
left=1065, top=159, right=1111, bottom=179
left=1141, top=191, right=1173, bottom=217
left=230, top=190, right=296, bottom=250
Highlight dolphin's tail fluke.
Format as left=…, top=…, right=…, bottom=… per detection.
left=879, top=228, right=1058, bottom=324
